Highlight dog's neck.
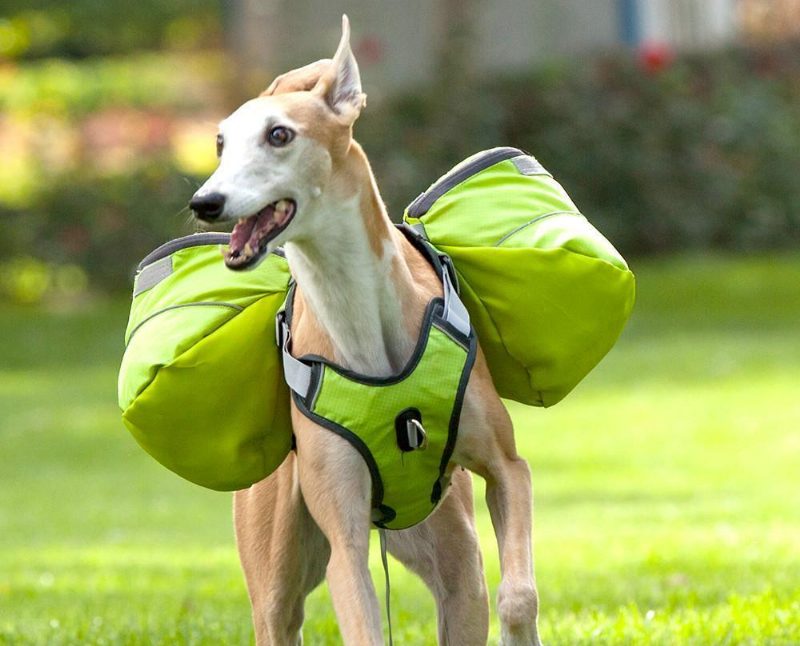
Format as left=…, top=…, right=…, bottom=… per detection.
left=284, top=142, right=418, bottom=377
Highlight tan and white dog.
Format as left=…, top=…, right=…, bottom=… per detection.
left=190, top=17, right=541, bottom=646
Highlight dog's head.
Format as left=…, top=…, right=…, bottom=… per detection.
left=189, top=15, right=366, bottom=269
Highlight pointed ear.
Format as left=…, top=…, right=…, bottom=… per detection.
left=313, top=15, right=366, bottom=123
left=262, top=59, right=333, bottom=96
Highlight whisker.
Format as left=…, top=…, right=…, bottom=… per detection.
left=181, top=176, right=202, bottom=190
left=171, top=204, right=191, bottom=220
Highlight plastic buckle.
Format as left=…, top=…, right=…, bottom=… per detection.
left=438, top=253, right=459, bottom=293
left=275, top=310, right=287, bottom=348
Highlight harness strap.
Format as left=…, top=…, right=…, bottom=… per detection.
left=276, top=310, right=313, bottom=397
left=277, top=239, right=470, bottom=400
left=441, top=268, right=470, bottom=339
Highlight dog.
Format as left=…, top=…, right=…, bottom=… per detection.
left=190, top=17, right=542, bottom=646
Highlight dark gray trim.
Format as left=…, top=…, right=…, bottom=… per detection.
left=432, top=320, right=469, bottom=352
left=395, top=223, right=447, bottom=279
left=278, top=228, right=471, bottom=390
left=295, top=299, right=454, bottom=387
left=405, top=147, right=524, bottom=218
left=292, top=388, right=388, bottom=518
left=137, top=233, right=231, bottom=271
left=292, top=315, right=476, bottom=529
left=136, top=232, right=285, bottom=272
left=434, top=331, right=477, bottom=505
left=277, top=222, right=476, bottom=528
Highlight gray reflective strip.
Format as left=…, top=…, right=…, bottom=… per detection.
left=278, top=260, right=469, bottom=399
left=511, top=154, right=550, bottom=177
left=441, top=270, right=471, bottom=338
left=410, top=222, right=427, bottom=239
left=133, top=256, right=173, bottom=297
left=280, top=320, right=313, bottom=398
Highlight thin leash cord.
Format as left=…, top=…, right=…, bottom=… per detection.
left=379, top=529, right=394, bottom=646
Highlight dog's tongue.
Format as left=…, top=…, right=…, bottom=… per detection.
left=226, top=200, right=293, bottom=268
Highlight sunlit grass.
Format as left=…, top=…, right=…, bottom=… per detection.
left=1, top=253, right=799, bottom=644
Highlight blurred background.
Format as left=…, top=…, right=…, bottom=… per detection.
left=1, top=1, right=799, bottom=644
left=1, top=0, right=799, bottom=299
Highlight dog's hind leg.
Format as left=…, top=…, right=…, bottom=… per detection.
left=455, top=358, right=543, bottom=646
left=386, top=467, right=489, bottom=645
left=234, top=452, right=329, bottom=646
left=294, top=419, right=384, bottom=645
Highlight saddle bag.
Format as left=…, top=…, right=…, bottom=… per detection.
left=117, top=148, right=634, bottom=491
left=403, top=147, right=636, bottom=407
left=117, top=233, right=293, bottom=491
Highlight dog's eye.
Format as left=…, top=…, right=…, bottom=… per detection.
left=216, top=134, right=224, bottom=158
left=266, top=126, right=295, bottom=148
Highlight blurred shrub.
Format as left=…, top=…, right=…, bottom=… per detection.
left=0, top=52, right=223, bottom=118
left=365, top=40, right=800, bottom=255
left=0, top=2, right=221, bottom=60
left=2, top=40, right=800, bottom=298
left=0, top=256, right=88, bottom=305
left=0, top=159, right=204, bottom=294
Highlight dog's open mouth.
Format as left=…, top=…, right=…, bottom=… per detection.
left=224, top=199, right=296, bottom=269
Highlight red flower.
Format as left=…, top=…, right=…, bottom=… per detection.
left=638, top=41, right=675, bottom=74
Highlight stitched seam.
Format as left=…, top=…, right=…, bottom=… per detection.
left=493, top=211, right=584, bottom=247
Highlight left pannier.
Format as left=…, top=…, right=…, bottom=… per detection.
left=117, top=233, right=293, bottom=491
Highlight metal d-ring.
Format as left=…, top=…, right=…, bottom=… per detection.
left=406, top=418, right=428, bottom=450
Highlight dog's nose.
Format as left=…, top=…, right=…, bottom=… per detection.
left=190, top=192, right=226, bottom=222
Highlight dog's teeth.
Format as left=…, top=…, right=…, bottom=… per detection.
left=238, top=218, right=246, bottom=225
left=244, top=242, right=254, bottom=256
left=276, top=199, right=288, bottom=213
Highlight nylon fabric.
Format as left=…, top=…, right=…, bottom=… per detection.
left=301, top=309, right=474, bottom=530
left=404, top=148, right=636, bottom=406
left=118, top=146, right=636, bottom=494
left=118, top=234, right=293, bottom=491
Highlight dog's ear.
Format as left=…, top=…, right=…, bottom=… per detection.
left=262, top=59, right=333, bottom=96
left=313, top=15, right=366, bottom=123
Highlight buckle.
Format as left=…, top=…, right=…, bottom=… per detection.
left=438, top=253, right=459, bottom=293
left=395, top=408, right=427, bottom=452
left=275, top=310, right=287, bottom=348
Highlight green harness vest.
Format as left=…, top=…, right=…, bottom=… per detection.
left=277, top=235, right=477, bottom=530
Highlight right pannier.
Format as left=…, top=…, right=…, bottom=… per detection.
left=403, top=147, right=636, bottom=407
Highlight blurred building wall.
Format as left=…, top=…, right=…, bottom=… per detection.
left=639, top=0, right=738, bottom=50
left=227, top=0, right=741, bottom=98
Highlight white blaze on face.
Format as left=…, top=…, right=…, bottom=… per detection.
left=195, top=99, right=298, bottom=220
left=198, top=97, right=319, bottom=220
left=193, top=96, right=334, bottom=256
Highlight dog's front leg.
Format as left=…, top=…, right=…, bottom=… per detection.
left=457, top=369, right=542, bottom=646
left=485, top=452, right=541, bottom=646
left=235, top=452, right=329, bottom=645
left=294, top=417, right=384, bottom=645
left=387, top=467, right=489, bottom=645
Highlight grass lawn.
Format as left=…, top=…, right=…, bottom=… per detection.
left=1, top=253, right=799, bottom=645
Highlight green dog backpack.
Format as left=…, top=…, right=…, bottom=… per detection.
left=403, top=147, right=636, bottom=407
left=117, top=233, right=293, bottom=491
left=118, top=147, right=634, bottom=492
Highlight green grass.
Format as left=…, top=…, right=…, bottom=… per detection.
left=1, top=253, right=799, bottom=645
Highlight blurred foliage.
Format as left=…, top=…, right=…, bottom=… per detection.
left=0, top=256, right=88, bottom=305
left=2, top=40, right=800, bottom=298
left=0, top=52, right=224, bottom=118
left=0, top=2, right=221, bottom=60
left=0, top=160, right=204, bottom=294
left=365, top=39, right=800, bottom=255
